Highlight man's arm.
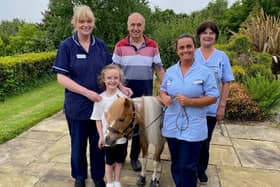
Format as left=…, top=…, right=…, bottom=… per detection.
left=155, top=66, right=165, bottom=83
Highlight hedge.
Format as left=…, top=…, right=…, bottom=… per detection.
left=0, top=51, right=56, bottom=100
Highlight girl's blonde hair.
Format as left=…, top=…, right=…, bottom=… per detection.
left=99, top=64, right=125, bottom=90
left=71, top=5, right=95, bottom=30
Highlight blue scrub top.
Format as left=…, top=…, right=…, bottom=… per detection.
left=53, top=32, right=112, bottom=120
left=160, top=62, right=219, bottom=142
left=195, top=48, right=234, bottom=116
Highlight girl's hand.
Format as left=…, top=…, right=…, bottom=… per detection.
left=98, top=138, right=104, bottom=149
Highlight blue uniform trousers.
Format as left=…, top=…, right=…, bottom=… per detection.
left=198, top=116, right=217, bottom=174
left=167, top=137, right=202, bottom=187
left=66, top=116, right=105, bottom=181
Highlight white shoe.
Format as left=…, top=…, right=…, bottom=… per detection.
left=106, top=183, right=114, bottom=187
left=113, top=181, right=122, bottom=187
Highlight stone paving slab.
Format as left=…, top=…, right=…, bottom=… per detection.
left=225, top=124, right=280, bottom=142
left=0, top=173, right=39, bottom=187
left=0, top=111, right=280, bottom=187
left=232, top=139, right=280, bottom=170
left=23, top=161, right=56, bottom=179
left=198, top=165, right=220, bottom=187
left=219, top=166, right=280, bottom=187
left=211, top=136, right=232, bottom=146
left=32, top=112, right=68, bottom=133
left=209, top=144, right=241, bottom=167
left=40, top=135, right=70, bottom=163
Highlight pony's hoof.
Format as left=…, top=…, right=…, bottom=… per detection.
left=136, top=175, right=146, bottom=186
left=150, top=179, right=160, bottom=187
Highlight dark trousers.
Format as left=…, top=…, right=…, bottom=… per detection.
left=130, top=124, right=141, bottom=161
left=66, top=116, right=105, bottom=180
left=198, top=116, right=217, bottom=174
left=167, top=137, right=202, bottom=187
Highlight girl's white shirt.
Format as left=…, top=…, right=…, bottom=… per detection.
left=90, top=89, right=127, bottom=144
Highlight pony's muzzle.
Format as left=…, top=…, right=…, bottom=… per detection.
left=105, top=135, right=116, bottom=146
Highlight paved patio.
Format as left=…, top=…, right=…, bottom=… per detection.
left=0, top=111, right=280, bottom=187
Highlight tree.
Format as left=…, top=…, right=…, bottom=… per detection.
left=6, top=23, right=53, bottom=54
left=91, top=0, right=152, bottom=50
left=259, top=0, right=280, bottom=17
left=42, top=0, right=152, bottom=51
left=0, top=19, right=25, bottom=56
left=221, top=0, right=280, bottom=34
left=42, top=0, right=73, bottom=48
left=0, top=38, right=5, bottom=56
left=0, top=19, right=24, bottom=45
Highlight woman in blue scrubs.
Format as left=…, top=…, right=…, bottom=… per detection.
left=53, top=5, right=131, bottom=187
left=195, top=21, right=234, bottom=184
left=159, top=34, right=219, bottom=187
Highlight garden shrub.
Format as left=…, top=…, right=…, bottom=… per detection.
left=240, top=8, right=280, bottom=55
left=0, top=51, right=56, bottom=100
left=232, top=65, right=246, bottom=82
left=224, top=50, right=238, bottom=66
left=254, top=52, right=271, bottom=66
left=243, top=73, right=280, bottom=115
left=226, top=34, right=251, bottom=55
left=233, top=51, right=273, bottom=81
left=244, top=63, right=273, bottom=80
left=225, top=82, right=265, bottom=121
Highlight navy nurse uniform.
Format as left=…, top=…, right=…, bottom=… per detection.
left=53, top=32, right=112, bottom=181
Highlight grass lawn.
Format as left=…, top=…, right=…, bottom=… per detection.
left=0, top=80, right=64, bottom=144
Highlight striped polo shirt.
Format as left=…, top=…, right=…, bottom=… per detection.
left=112, top=35, right=163, bottom=97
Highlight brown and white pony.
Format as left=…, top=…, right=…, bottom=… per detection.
left=105, top=96, right=165, bottom=187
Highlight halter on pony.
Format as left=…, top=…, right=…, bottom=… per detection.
left=107, top=100, right=137, bottom=138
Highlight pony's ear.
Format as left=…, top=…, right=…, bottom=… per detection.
left=124, top=98, right=130, bottom=108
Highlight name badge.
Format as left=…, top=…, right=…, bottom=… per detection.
left=167, top=79, right=172, bottom=86
left=193, top=80, right=203, bottom=84
left=76, top=54, right=87, bottom=59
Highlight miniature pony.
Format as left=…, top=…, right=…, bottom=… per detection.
left=105, top=96, right=165, bottom=187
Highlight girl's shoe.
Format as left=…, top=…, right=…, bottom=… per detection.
left=106, top=183, right=114, bottom=187
left=113, top=181, right=122, bottom=187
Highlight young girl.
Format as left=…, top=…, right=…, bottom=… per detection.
left=91, top=64, right=127, bottom=187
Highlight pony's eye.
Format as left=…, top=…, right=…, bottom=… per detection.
left=118, top=118, right=125, bottom=122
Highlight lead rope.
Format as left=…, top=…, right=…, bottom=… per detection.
left=175, top=106, right=189, bottom=131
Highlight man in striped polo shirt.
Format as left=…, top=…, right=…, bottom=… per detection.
left=112, top=12, right=165, bottom=172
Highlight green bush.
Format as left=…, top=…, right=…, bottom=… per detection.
left=226, top=34, right=251, bottom=54
left=243, top=73, right=280, bottom=115
left=226, top=82, right=265, bottom=121
left=151, top=17, right=199, bottom=68
left=0, top=51, right=56, bottom=100
left=244, top=63, right=273, bottom=80
left=241, top=52, right=272, bottom=80
left=232, top=65, right=246, bottom=82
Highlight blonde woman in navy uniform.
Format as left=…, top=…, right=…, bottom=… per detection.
left=53, top=5, right=131, bottom=187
